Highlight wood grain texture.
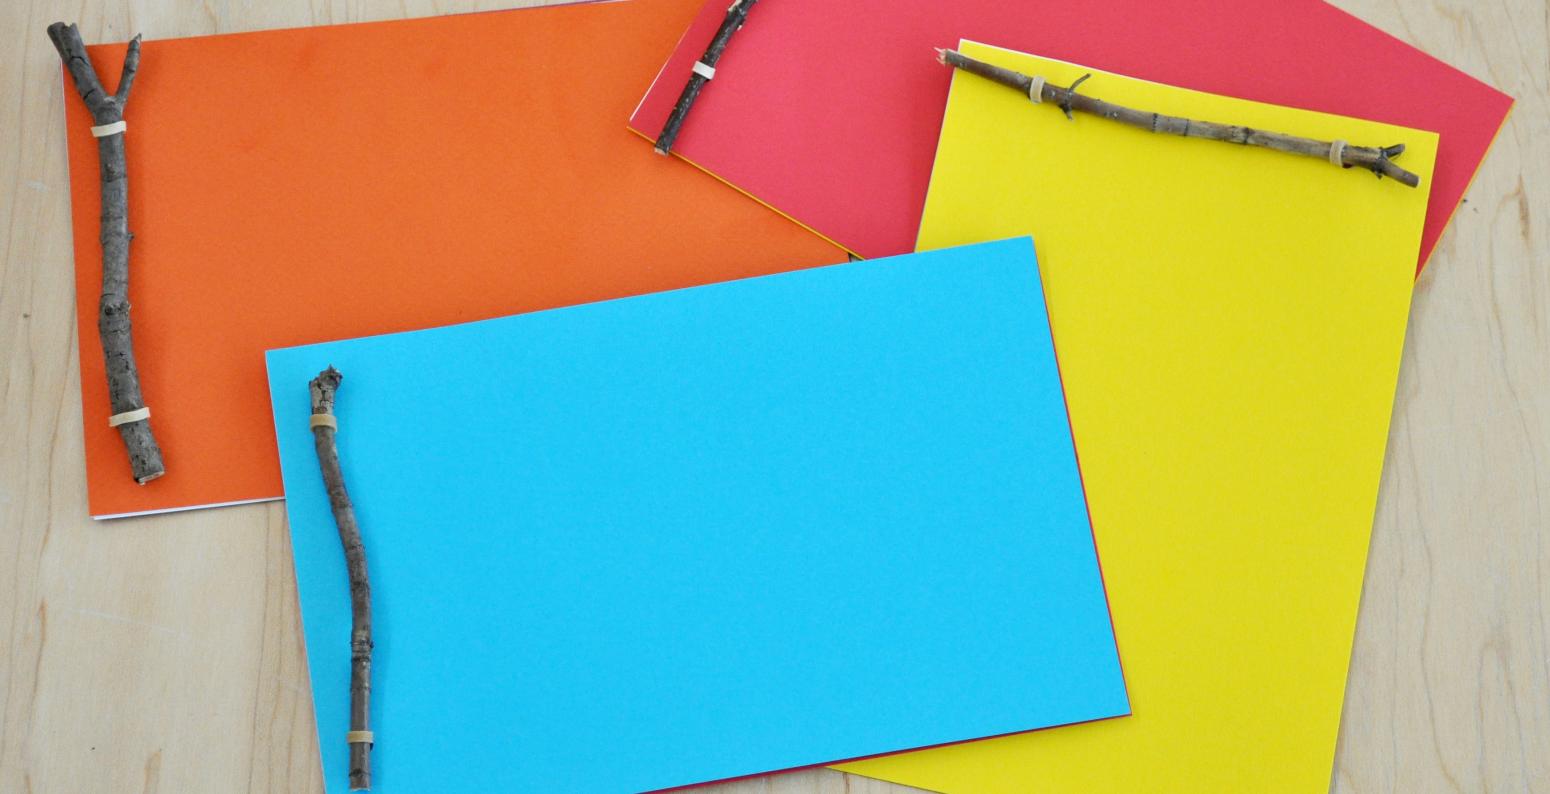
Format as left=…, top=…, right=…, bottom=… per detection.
left=0, top=1, right=1542, bottom=792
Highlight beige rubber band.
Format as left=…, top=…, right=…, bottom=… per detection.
left=1328, top=139, right=1347, bottom=167
left=90, top=120, right=127, bottom=138
left=310, top=414, right=338, bottom=430
left=1028, top=75, right=1046, bottom=104
left=108, top=406, right=150, bottom=427
left=345, top=730, right=374, bottom=745
left=692, top=61, right=717, bottom=80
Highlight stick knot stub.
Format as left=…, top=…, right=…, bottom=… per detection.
left=1369, top=144, right=1407, bottom=181
left=1059, top=73, right=1091, bottom=120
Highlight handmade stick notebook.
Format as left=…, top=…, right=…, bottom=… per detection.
left=630, top=0, right=1510, bottom=268
left=61, top=0, right=842, bottom=519
left=265, top=239, right=1129, bottom=792
left=831, top=44, right=1435, bottom=793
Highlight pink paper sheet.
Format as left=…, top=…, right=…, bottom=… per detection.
left=631, top=0, right=1512, bottom=272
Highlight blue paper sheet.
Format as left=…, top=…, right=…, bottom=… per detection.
left=266, top=237, right=1128, bottom=792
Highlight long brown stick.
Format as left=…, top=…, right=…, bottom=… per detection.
left=48, top=23, right=166, bottom=482
left=654, top=0, right=760, bottom=156
left=939, top=48, right=1420, bottom=188
left=309, top=367, right=374, bottom=791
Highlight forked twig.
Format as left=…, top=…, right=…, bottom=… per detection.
left=309, top=368, right=375, bottom=791
left=939, top=48, right=1420, bottom=188
left=48, top=23, right=166, bottom=482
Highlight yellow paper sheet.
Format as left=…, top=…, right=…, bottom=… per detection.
left=835, top=42, right=1436, bottom=792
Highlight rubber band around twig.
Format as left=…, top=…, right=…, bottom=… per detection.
left=108, top=406, right=149, bottom=427
left=310, top=414, right=338, bottom=430
left=1329, top=140, right=1348, bottom=167
left=1028, top=75, right=1046, bottom=104
left=90, top=120, right=126, bottom=138
left=346, top=730, right=374, bottom=745
left=692, top=61, right=716, bottom=80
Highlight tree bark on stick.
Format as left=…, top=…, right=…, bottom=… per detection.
left=48, top=23, right=165, bottom=483
left=939, top=48, right=1420, bottom=188
left=309, top=367, right=374, bottom=791
left=654, top=0, right=759, bottom=156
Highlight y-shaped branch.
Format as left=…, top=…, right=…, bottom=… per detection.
left=309, top=367, right=374, bottom=791
left=939, top=48, right=1420, bottom=188
left=48, top=23, right=165, bottom=482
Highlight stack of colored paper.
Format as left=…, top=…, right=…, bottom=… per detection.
left=62, top=0, right=840, bottom=519
left=53, top=0, right=1512, bottom=791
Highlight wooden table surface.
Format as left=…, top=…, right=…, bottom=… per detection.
left=2, top=1, right=1545, bottom=792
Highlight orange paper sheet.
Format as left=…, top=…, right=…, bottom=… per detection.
left=63, top=0, right=843, bottom=518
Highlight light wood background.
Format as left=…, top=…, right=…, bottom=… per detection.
left=1, top=1, right=1545, bottom=792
